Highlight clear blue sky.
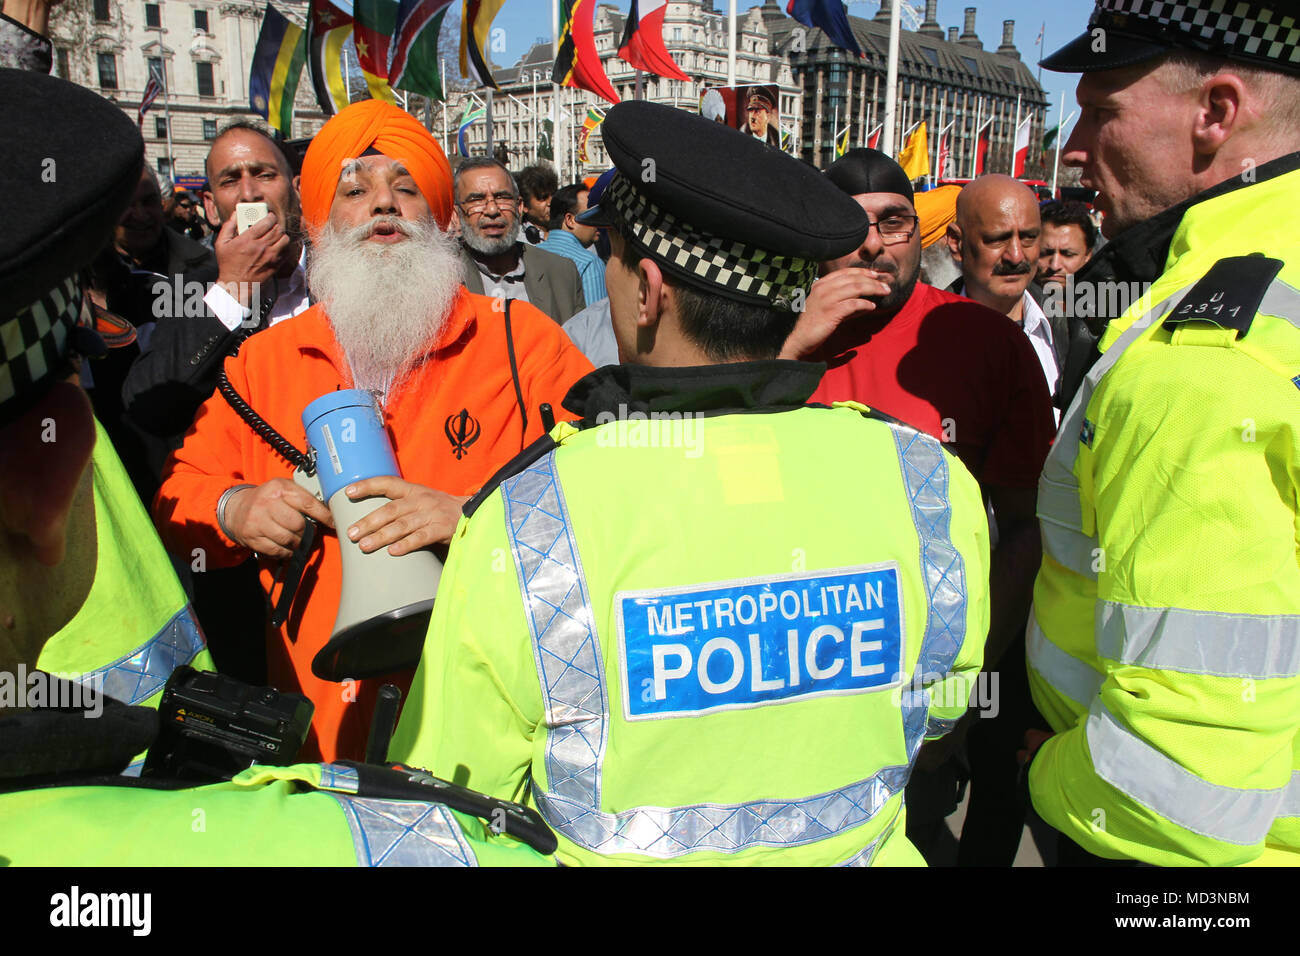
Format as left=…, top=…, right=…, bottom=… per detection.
left=488, top=0, right=1098, bottom=126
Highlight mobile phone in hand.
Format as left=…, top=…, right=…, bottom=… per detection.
left=236, top=202, right=269, bottom=235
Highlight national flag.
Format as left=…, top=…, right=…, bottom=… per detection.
left=138, top=69, right=163, bottom=128
left=1041, top=125, right=1059, bottom=163
left=785, top=0, right=862, bottom=57
left=618, top=0, right=688, bottom=82
left=577, top=106, right=604, bottom=163
left=457, top=101, right=485, bottom=156
left=390, top=0, right=455, bottom=98
left=553, top=0, right=620, bottom=105
left=974, top=122, right=991, bottom=175
left=461, top=0, right=505, bottom=89
left=1035, top=22, right=1045, bottom=45
left=249, top=4, right=307, bottom=135
left=898, top=121, right=929, bottom=180
left=1013, top=115, right=1032, bottom=177
left=834, top=125, right=850, bottom=159
left=866, top=124, right=882, bottom=150
left=780, top=124, right=793, bottom=152
left=938, top=133, right=950, bottom=179
left=353, top=0, right=398, bottom=79
left=306, top=0, right=393, bottom=114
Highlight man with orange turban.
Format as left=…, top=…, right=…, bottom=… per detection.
left=155, top=101, right=594, bottom=762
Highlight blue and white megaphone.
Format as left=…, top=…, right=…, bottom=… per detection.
left=296, top=389, right=442, bottom=681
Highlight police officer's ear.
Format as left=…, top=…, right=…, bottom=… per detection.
left=634, top=255, right=666, bottom=332
left=945, top=222, right=964, bottom=265
left=1192, top=72, right=1247, bottom=158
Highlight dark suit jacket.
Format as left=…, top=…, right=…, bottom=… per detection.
left=459, top=242, right=586, bottom=325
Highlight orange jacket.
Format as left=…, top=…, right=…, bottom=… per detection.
left=155, top=289, right=594, bottom=761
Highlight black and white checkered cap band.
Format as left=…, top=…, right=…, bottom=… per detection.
left=603, top=174, right=817, bottom=309
left=1095, top=0, right=1300, bottom=71
left=0, top=276, right=82, bottom=424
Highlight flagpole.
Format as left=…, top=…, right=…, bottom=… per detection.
left=532, top=71, right=539, bottom=163
left=1051, top=92, right=1067, bottom=197
left=1010, top=94, right=1021, bottom=176
left=727, top=0, right=737, bottom=88
left=1037, top=23, right=1045, bottom=88
left=882, top=0, right=901, bottom=155
left=486, top=88, right=495, bottom=156
left=969, top=96, right=982, bottom=178
left=160, top=61, right=175, bottom=177
left=441, top=58, right=449, bottom=157
left=832, top=103, right=838, bottom=160
left=552, top=0, right=564, bottom=178
left=635, top=68, right=643, bottom=101
left=933, top=93, right=945, bottom=188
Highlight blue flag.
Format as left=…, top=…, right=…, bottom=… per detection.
left=786, top=0, right=863, bottom=57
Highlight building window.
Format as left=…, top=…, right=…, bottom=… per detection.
left=146, top=55, right=164, bottom=85
left=203, top=119, right=217, bottom=140
left=144, top=3, right=161, bottom=28
left=673, top=27, right=682, bottom=42
left=194, top=9, right=209, bottom=33
left=93, top=0, right=110, bottom=22
left=55, top=48, right=69, bottom=78
left=155, top=116, right=167, bottom=139
left=196, top=61, right=214, bottom=96
left=97, top=52, right=117, bottom=89
left=157, top=157, right=172, bottom=177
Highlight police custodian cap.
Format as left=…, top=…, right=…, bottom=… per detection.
left=579, top=100, right=869, bottom=309
left=1043, top=0, right=1300, bottom=76
left=0, top=68, right=143, bottom=425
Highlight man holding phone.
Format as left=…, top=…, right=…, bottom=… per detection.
left=124, top=120, right=308, bottom=439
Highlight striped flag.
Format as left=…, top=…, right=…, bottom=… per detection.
left=306, top=0, right=393, bottom=114
left=353, top=0, right=398, bottom=79
left=618, top=0, right=687, bottom=82
left=390, top=0, right=455, bottom=99
left=577, top=106, right=604, bottom=163
left=249, top=4, right=307, bottom=135
left=553, top=0, right=620, bottom=105
left=834, top=124, right=850, bottom=159
left=457, top=102, right=485, bottom=156
left=460, top=0, right=505, bottom=90
left=137, top=69, right=163, bottom=128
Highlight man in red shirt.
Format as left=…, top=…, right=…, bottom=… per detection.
left=781, top=149, right=1054, bottom=865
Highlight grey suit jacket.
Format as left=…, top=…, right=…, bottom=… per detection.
left=459, top=242, right=586, bottom=325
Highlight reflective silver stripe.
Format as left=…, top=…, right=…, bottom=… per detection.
left=1258, top=278, right=1300, bottom=330
left=502, top=455, right=608, bottom=813
left=838, top=835, right=882, bottom=867
left=503, top=428, right=968, bottom=859
left=926, top=715, right=961, bottom=737
left=1097, top=602, right=1300, bottom=679
left=77, top=604, right=207, bottom=705
left=329, top=794, right=478, bottom=866
left=1038, top=286, right=1189, bottom=580
left=318, top=763, right=360, bottom=794
left=1026, top=614, right=1103, bottom=708
left=1086, top=701, right=1283, bottom=846
left=1277, top=773, right=1300, bottom=820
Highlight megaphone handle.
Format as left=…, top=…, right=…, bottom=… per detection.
left=270, top=516, right=318, bottom=629
left=365, top=684, right=402, bottom=765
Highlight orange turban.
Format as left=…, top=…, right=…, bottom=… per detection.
left=300, top=99, right=453, bottom=233
left=915, top=184, right=962, bottom=249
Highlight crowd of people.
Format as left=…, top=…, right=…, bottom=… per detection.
left=2, top=0, right=1298, bottom=869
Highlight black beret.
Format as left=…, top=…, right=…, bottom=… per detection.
left=591, top=100, right=869, bottom=306
left=0, top=69, right=143, bottom=319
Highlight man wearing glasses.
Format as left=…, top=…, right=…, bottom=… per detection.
left=454, top=157, right=585, bottom=325
left=781, top=148, right=1054, bottom=866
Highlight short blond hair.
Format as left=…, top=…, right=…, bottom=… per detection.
left=1156, top=50, right=1300, bottom=131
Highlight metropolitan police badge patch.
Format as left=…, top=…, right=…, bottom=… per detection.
left=615, top=565, right=906, bottom=721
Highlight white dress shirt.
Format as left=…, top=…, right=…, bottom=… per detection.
left=1019, top=290, right=1061, bottom=424
left=203, top=247, right=311, bottom=331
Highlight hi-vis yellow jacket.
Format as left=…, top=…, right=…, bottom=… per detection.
left=37, top=422, right=213, bottom=755
left=392, top=388, right=990, bottom=866
left=1028, top=160, right=1300, bottom=866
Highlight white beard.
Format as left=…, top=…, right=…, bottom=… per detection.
left=307, top=216, right=463, bottom=397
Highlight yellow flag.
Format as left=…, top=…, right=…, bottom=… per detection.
left=898, top=121, right=930, bottom=181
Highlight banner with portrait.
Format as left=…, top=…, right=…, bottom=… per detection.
left=698, top=84, right=782, bottom=149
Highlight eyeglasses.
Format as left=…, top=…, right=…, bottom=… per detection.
left=865, top=215, right=919, bottom=244
left=457, top=192, right=518, bottom=214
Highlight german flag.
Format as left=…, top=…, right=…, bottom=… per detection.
left=249, top=4, right=307, bottom=135
left=552, top=0, right=619, bottom=105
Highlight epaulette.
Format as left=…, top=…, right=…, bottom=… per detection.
left=1162, top=255, right=1285, bottom=339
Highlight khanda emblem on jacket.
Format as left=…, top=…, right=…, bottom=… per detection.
left=445, top=408, right=481, bottom=460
